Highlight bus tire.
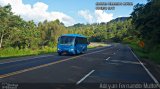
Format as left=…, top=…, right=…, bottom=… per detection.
left=82, top=49, right=86, bottom=54
left=75, top=50, right=77, bottom=55
left=58, top=53, right=62, bottom=56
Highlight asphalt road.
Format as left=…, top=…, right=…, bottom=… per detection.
left=0, top=43, right=159, bottom=89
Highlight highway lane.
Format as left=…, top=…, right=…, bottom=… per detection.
left=0, top=45, right=113, bottom=76
left=82, top=44, right=155, bottom=83
left=0, top=43, right=159, bottom=89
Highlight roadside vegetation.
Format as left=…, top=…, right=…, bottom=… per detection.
left=123, top=38, right=160, bottom=64
left=0, top=4, right=129, bottom=58
left=124, top=0, right=160, bottom=64
left=0, top=47, right=57, bottom=58
left=0, top=42, right=107, bottom=58
left=0, top=0, right=159, bottom=64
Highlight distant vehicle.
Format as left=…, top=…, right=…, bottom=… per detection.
left=57, top=34, right=89, bottom=55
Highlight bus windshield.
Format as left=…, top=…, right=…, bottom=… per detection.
left=59, top=36, right=75, bottom=45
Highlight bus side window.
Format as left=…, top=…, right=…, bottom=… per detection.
left=75, top=37, right=78, bottom=45
left=77, top=37, right=80, bottom=44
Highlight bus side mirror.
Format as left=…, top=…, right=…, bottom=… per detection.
left=58, top=37, right=60, bottom=42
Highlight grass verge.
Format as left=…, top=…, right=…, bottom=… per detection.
left=0, top=46, right=57, bottom=59
left=127, top=42, right=160, bottom=64
left=0, top=42, right=108, bottom=59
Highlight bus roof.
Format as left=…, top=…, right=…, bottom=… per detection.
left=61, top=34, right=86, bottom=38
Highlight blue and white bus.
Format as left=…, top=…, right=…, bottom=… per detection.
left=57, top=34, right=89, bottom=55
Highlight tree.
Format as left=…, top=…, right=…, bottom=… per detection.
left=38, top=19, right=68, bottom=47
left=131, top=0, right=160, bottom=49
left=0, top=5, right=24, bottom=48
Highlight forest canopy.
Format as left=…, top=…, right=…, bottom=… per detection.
left=0, top=0, right=159, bottom=52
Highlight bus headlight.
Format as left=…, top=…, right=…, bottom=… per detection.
left=70, top=49, right=74, bottom=51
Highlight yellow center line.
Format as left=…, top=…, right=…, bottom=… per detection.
left=0, top=55, right=80, bottom=78
left=0, top=46, right=113, bottom=78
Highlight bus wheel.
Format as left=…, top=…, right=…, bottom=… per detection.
left=82, top=49, right=86, bottom=54
left=75, top=50, right=77, bottom=55
left=58, top=53, right=62, bottom=56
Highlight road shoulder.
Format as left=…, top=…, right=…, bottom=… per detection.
left=0, top=54, right=55, bottom=64
left=141, top=58, right=160, bottom=83
left=130, top=46, right=160, bottom=83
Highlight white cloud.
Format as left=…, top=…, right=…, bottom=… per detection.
left=0, top=0, right=75, bottom=26
left=78, top=10, right=114, bottom=23
left=78, top=10, right=93, bottom=23
left=95, top=10, right=113, bottom=23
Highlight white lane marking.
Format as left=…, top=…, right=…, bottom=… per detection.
left=106, top=57, right=110, bottom=61
left=129, top=47, right=159, bottom=84
left=0, top=55, right=54, bottom=64
left=113, top=53, right=116, bottom=55
left=76, top=70, right=95, bottom=85
left=110, top=60, right=141, bottom=65
left=108, top=63, right=119, bottom=65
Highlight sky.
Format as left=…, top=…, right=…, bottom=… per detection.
left=0, top=0, right=147, bottom=26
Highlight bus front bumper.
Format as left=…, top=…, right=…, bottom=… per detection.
left=57, top=48, right=76, bottom=55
